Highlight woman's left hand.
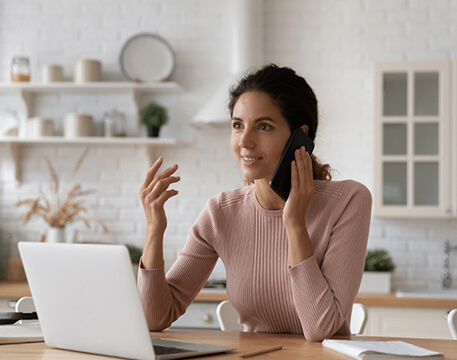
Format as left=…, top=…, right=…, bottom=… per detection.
left=283, top=146, right=315, bottom=230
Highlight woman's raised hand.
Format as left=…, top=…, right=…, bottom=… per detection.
left=283, top=146, right=314, bottom=229
left=283, top=146, right=315, bottom=266
left=139, top=157, right=180, bottom=269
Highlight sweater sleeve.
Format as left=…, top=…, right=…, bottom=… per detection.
left=137, top=196, right=221, bottom=331
left=288, top=182, right=372, bottom=341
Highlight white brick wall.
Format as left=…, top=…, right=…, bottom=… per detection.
left=1, top=0, right=457, bottom=288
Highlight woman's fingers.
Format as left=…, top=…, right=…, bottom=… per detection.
left=301, top=146, right=313, bottom=185
left=291, top=159, right=299, bottom=190
left=291, top=146, right=313, bottom=195
left=294, top=147, right=306, bottom=189
left=140, top=157, right=164, bottom=192
left=148, top=176, right=181, bottom=201
left=157, top=189, right=179, bottom=206
left=146, top=163, right=178, bottom=191
left=141, top=160, right=178, bottom=194
left=139, top=158, right=181, bottom=208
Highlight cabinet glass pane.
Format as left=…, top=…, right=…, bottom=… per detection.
left=383, top=73, right=407, bottom=116
left=383, top=123, right=407, bottom=155
left=414, top=123, right=439, bottom=155
left=414, top=72, right=439, bottom=116
left=383, top=162, right=407, bottom=205
left=414, top=162, right=439, bottom=206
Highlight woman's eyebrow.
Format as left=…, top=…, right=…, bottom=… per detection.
left=255, top=117, right=276, bottom=123
left=231, top=117, right=277, bottom=122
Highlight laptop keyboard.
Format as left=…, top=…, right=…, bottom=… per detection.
left=153, top=344, right=194, bottom=355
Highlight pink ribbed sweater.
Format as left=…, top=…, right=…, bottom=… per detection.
left=138, top=180, right=372, bottom=341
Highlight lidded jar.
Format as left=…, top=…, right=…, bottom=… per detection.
left=11, top=56, right=31, bottom=82
left=103, top=108, right=126, bottom=137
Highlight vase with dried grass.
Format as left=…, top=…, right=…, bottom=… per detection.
left=16, top=148, right=108, bottom=242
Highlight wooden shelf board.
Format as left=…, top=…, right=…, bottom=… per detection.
left=0, top=81, right=181, bottom=94
left=0, top=136, right=177, bottom=146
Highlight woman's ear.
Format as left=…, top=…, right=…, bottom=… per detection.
left=300, top=125, right=309, bottom=135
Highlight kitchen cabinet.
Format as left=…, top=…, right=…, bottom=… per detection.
left=374, top=61, right=453, bottom=217
left=171, top=301, right=220, bottom=330
left=0, top=81, right=181, bottom=184
left=363, top=306, right=453, bottom=340
left=0, top=298, right=13, bottom=312
left=171, top=290, right=227, bottom=330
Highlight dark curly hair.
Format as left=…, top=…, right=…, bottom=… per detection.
left=228, top=64, right=331, bottom=181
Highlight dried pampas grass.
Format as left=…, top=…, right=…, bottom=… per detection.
left=16, top=149, right=108, bottom=233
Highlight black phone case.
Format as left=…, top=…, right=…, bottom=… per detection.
left=269, top=128, right=315, bottom=201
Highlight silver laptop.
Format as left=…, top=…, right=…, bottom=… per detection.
left=18, top=242, right=235, bottom=360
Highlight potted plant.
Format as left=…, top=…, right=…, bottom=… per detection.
left=126, top=244, right=143, bottom=278
left=359, top=249, right=395, bottom=293
left=140, top=102, right=168, bottom=137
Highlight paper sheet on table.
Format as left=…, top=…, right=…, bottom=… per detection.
left=322, top=340, right=444, bottom=360
left=0, top=322, right=43, bottom=345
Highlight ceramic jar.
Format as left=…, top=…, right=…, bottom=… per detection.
left=64, top=113, right=93, bottom=138
left=25, top=117, right=54, bottom=137
left=74, top=59, right=101, bottom=83
left=41, top=64, right=64, bottom=82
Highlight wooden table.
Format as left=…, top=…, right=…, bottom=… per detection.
left=1, top=330, right=456, bottom=359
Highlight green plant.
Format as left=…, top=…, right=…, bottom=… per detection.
left=364, top=249, right=395, bottom=272
left=126, top=244, right=143, bottom=265
left=140, top=102, right=168, bottom=128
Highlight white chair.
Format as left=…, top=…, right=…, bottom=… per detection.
left=14, top=296, right=37, bottom=324
left=15, top=296, right=36, bottom=313
left=350, top=303, right=368, bottom=335
left=216, top=300, right=368, bottom=335
left=448, top=308, right=457, bottom=340
left=216, top=300, right=243, bottom=331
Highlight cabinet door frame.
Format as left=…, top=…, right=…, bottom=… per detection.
left=374, top=61, right=451, bottom=218
left=453, top=62, right=457, bottom=216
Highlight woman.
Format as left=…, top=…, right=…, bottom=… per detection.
left=138, top=64, right=372, bottom=341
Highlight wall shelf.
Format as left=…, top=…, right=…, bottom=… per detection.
left=0, top=136, right=177, bottom=145
left=2, top=136, right=177, bottom=185
left=0, top=81, right=182, bottom=120
left=0, top=81, right=182, bottom=185
left=0, top=81, right=181, bottom=94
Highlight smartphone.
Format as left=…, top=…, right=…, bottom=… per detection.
left=269, top=128, right=315, bottom=201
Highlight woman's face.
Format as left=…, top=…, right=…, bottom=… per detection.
left=231, top=91, right=292, bottom=184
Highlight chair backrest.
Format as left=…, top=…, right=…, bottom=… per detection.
left=350, top=303, right=368, bottom=335
left=15, top=296, right=37, bottom=325
left=448, top=308, right=457, bottom=340
left=216, top=300, right=243, bottom=331
left=216, top=300, right=368, bottom=335
left=15, top=296, right=36, bottom=312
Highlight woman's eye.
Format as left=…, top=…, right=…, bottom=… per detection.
left=259, top=123, right=272, bottom=131
left=232, top=122, right=243, bottom=130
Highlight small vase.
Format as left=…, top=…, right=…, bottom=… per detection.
left=146, top=125, right=160, bottom=137
left=359, top=271, right=392, bottom=293
left=46, top=227, right=65, bottom=243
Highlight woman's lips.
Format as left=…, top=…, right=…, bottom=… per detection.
left=241, top=156, right=262, bottom=164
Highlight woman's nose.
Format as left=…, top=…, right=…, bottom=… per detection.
left=239, top=129, right=255, bottom=149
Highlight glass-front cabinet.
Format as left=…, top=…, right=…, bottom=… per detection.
left=374, top=62, right=451, bottom=217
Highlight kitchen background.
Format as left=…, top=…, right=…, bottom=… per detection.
left=0, top=0, right=456, bottom=291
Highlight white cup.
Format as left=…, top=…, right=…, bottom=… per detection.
left=63, top=113, right=93, bottom=137
left=41, top=64, right=63, bottom=82
left=74, top=59, right=101, bottom=83
left=26, top=117, right=54, bottom=137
